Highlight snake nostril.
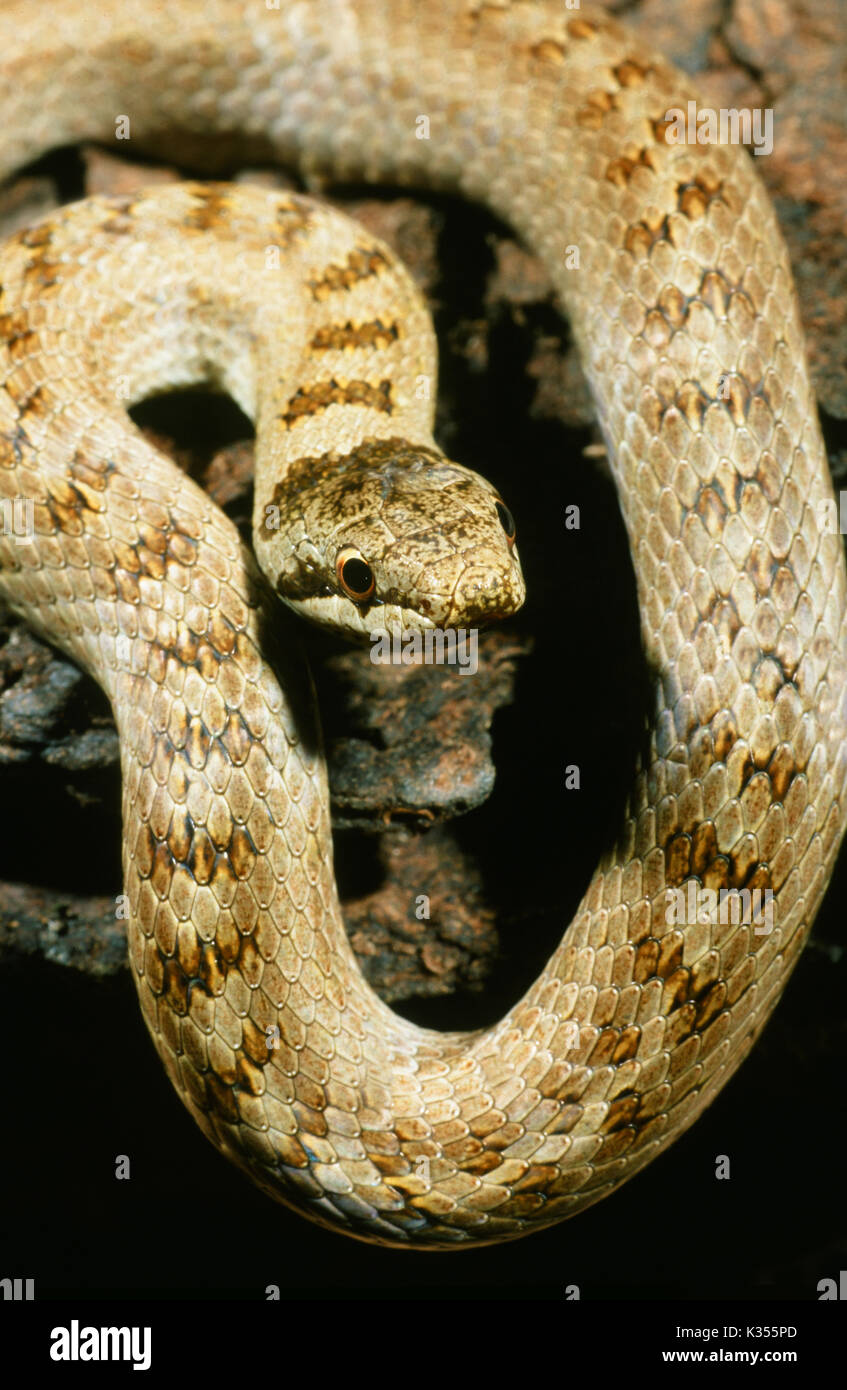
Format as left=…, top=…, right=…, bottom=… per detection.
left=457, top=568, right=498, bottom=600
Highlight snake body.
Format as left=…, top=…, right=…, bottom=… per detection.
left=1, top=0, right=845, bottom=1248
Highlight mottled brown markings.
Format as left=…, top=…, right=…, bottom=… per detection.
left=660, top=967, right=691, bottom=1015
left=748, top=539, right=780, bottom=596
left=308, top=247, right=391, bottom=301
left=17, top=223, right=53, bottom=250
left=612, top=58, right=654, bottom=88
left=166, top=807, right=193, bottom=867
left=221, top=711, right=251, bottom=765
left=294, top=1073, right=327, bottom=1113
left=242, top=1016, right=271, bottom=1069
left=69, top=451, right=117, bottom=492
left=576, top=87, right=620, bottom=129
left=167, top=528, right=198, bottom=567
left=0, top=308, right=30, bottom=345
left=745, top=863, right=773, bottom=899
left=695, top=981, right=727, bottom=1029
left=717, top=375, right=752, bottom=428
left=115, top=570, right=140, bottom=605
left=184, top=185, right=235, bottom=233
left=567, top=16, right=602, bottom=39
left=634, top=937, right=659, bottom=983
left=586, top=1028, right=619, bottom=1069
left=163, top=956, right=191, bottom=1015
left=729, top=834, right=759, bottom=888
left=612, top=1026, right=641, bottom=1064
left=605, top=147, right=656, bottom=187
left=204, top=1074, right=240, bottom=1124
left=623, top=212, right=672, bottom=257
left=657, top=934, right=684, bottom=980
left=41, top=473, right=95, bottom=534
left=702, top=856, right=732, bottom=895
left=753, top=653, right=798, bottom=705
left=690, top=950, right=720, bottom=1000
left=208, top=610, right=236, bottom=656
left=309, top=318, right=400, bottom=351
left=655, top=371, right=772, bottom=437
left=696, top=484, right=728, bottom=536
left=712, top=712, right=738, bottom=764
left=235, top=1055, right=265, bottom=1096
left=185, top=717, right=212, bottom=768
left=10, top=222, right=61, bottom=296
left=229, top=825, right=256, bottom=880
left=0, top=320, right=38, bottom=363
left=5, top=379, right=50, bottom=418
left=675, top=380, right=711, bottom=430
left=650, top=114, right=675, bottom=145
left=20, top=248, right=61, bottom=293
left=275, top=564, right=332, bottom=604
left=528, top=37, right=566, bottom=65
left=768, top=744, right=796, bottom=800
left=279, top=378, right=393, bottom=428
left=600, top=1094, right=640, bottom=1134
left=665, top=832, right=692, bottom=886
left=188, top=829, right=217, bottom=885
left=100, top=209, right=136, bottom=237
left=676, top=174, right=726, bottom=220
left=270, top=435, right=444, bottom=508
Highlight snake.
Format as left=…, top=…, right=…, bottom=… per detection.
left=0, top=0, right=844, bottom=1251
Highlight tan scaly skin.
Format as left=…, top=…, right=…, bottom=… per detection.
left=0, top=0, right=844, bottom=1248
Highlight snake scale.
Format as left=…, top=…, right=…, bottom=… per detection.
left=0, top=0, right=844, bottom=1250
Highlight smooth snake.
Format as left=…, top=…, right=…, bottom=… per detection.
left=0, top=0, right=844, bottom=1248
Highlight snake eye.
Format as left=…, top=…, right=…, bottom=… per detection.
left=495, top=500, right=516, bottom=545
left=336, top=548, right=376, bottom=602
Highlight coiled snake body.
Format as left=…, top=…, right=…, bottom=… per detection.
left=0, top=0, right=844, bottom=1248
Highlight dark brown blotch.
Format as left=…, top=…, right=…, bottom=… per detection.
left=188, top=829, right=217, bottom=886
left=567, top=16, right=601, bottom=39
left=198, top=941, right=228, bottom=997
left=184, top=185, right=234, bottom=233
left=612, top=1026, right=641, bottom=1064
left=528, top=38, right=566, bottom=65
left=768, top=744, right=796, bottom=801
left=279, top=378, right=393, bottom=427
left=310, top=318, right=400, bottom=351
left=623, top=213, right=672, bottom=258
left=576, top=88, right=620, bottom=128
left=676, top=380, right=710, bottom=430
left=612, top=58, right=653, bottom=87
left=694, top=980, right=727, bottom=1029
left=235, top=1054, right=265, bottom=1096
left=229, top=825, right=256, bottom=881
left=676, top=174, right=726, bottom=220
left=665, top=832, right=692, bottom=886
left=308, top=246, right=391, bottom=300
left=634, top=937, right=660, bottom=983
left=712, top=711, right=738, bottom=762
left=600, top=1094, right=640, bottom=1133
left=605, top=147, right=656, bottom=187
left=696, top=484, right=729, bottom=536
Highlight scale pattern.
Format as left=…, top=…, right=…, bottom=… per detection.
left=0, top=0, right=844, bottom=1246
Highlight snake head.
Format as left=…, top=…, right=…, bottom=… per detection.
left=254, top=436, right=525, bottom=640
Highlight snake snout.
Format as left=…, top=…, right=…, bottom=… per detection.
left=451, top=561, right=525, bottom=625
